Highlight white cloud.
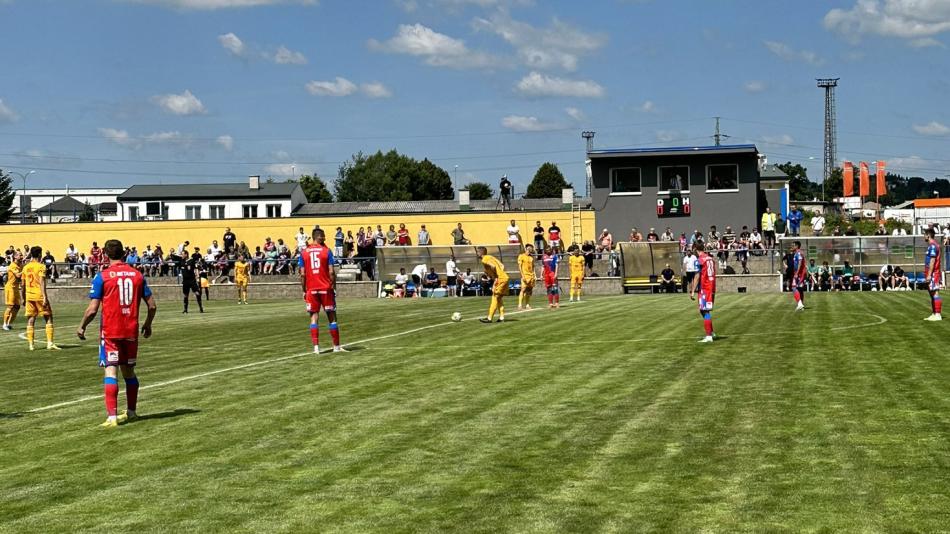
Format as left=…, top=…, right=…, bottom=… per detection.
left=501, top=115, right=558, bottom=131
left=472, top=12, right=605, bottom=72
left=912, top=121, right=950, bottom=135
left=368, top=23, right=500, bottom=69
left=762, top=134, right=796, bottom=145
left=144, top=131, right=186, bottom=144
left=360, top=82, right=393, bottom=98
left=14, top=149, right=82, bottom=169
left=216, top=135, right=234, bottom=151
left=515, top=71, right=605, bottom=98
left=263, top=162, right=313, bottom=177
left=218, top=32, right=245, bottom=56
left=121, top=0, right=316, bottom=10
left=824, top=0, right=950, bottom=42
left=305, top=77, right=358, bottom=97
left=152, top=90, right=207, bottom=116
left=98, top=127, right=139, bottom=148
left=0, top=98, right=17, bottom=123
left=743, top=80, right=767, bottom=93
left=910, top=37, right=945, bottom=47
left=639, top=100, right=656, bottom=112
left=272, top=45, right=308, bottom=64
left=764, top=40, right=824, bottom=65
left=655, top=130, right=679, bottom=143
left=565, top=107, right=585, bottom=121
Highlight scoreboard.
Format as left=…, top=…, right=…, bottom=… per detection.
left=656, top=194, right=691, bottom=218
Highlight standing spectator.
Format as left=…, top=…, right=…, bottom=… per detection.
left=397, top=223, right=411, bottom=246
left=548, top=221, right=562, bottom=252
left=812, top=213, right=826, bottom=236
left=344, top=231, right=355, bottom=260
left=761, top=207, right=777, bottom=250
left=42, top=250, right=58, bottom=280
left=533, top=221, right=545, bottom=252
left=659, top=227, right=674, bottom=242
left=499, top=175, right=513, bottom=211
left=452, top=223, right=469, bottom=245
left=295, top=227, right=309, bottom=252
left=581, top=240, right=596, bottom=275
left=646, top=228, right=659, bottom=242
left=334, top=227, right=345, bottom=258
left=682, top=248, right=699, bottom=293
left=774, top=216, right=787, bottom=243
left=385, top=224, right=397, bottom=246
left=223, top=227, right=237, bottom=253
left=90, top=242, right=104, bottom=275
left=874, top=223, right=887, bottom=236
left=446, top=255, right=459, bottom=297
left=418, top=224, right=431, bottom=246
left=374, top=225, right=386, bottom=248
left=629, top=227, right=643, bottom=242
left=788, top=206, right=803, bottom=237
left=209, top=240, right=221, bottom=258
left=735, top=238, right=750, bottom=274
left=678, top=233, right=688, bottom=252
left=659, top=263, right=676, bottom=293
left=599, top=229, right=614, bottom=250
left=252, top=246, right=264, bottom=275
left=506, top=219, right=521, bottom=245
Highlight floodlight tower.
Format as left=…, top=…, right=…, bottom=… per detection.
left=817, top=78, right=839, bottom=199
left=582, top=131, right=595, bottom=197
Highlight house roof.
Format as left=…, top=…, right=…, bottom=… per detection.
left=913, top=198, right=950, bottom=208
left=95, top=201, right=118, bottom=215
left=33, top=195, right=87, bottom=215
left=759, top=164, right=789, bottom=180
left=587, top=144, right=759, bottom=159
left=118, top=182, right=300, bottom=201
left=292, top=197, right=589, bottom=216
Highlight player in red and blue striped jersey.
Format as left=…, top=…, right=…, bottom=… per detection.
left=924, top=227, right=943, bottom=321
left=791, top=241, right=807, bottom=311
left=299, top=228, right=344, bottom=354
left=541, top=246, right=560, bottom=309
left=689, top=243, right=716, bottom=342
left=77, top=239, right=157, bottom=428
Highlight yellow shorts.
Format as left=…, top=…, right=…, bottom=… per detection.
left=493, top=278, right=510, bottom=296
left=235, top=279, right=248, bottom=288
left=25, top=300, right=51, bottom=318
left=5, top=288, right=21, bottom=307
left=571, top=275, right=584, bottom=286
left=521, top=277, right=536, bottom=290
left=200, top=279, right=210, bottom=289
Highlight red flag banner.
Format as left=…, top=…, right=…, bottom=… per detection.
left=859, top=161, right=870, bottom=197
left=843, top=161, right=854, bottom=197
left=876, top=161, right=886, bottom=197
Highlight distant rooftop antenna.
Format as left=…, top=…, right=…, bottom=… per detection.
left=581, top=131, right=595, bottom=197
left=712, top=117, right=730, bottom=146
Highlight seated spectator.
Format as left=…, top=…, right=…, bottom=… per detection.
left=716, top=238, right=729, bottom=269
left=707, top=225, right=721, bottom=244
left=646, top=228, right=659, bottom=242
left=659, top=263, right=676, bottom=293
left=394, top=268, right=409, bottom=298
left=424, top=268, right=441, bottom=292
left=264, top=246, right=278, bottom=274
left=874, top=224, right=887, bottom=236
left=252, top=246, right=264, bottom=275
left=452, top=223, right=470, bottom=245
left=461, top=268, right=477, bottom=295
left=836, top=261, right=855, bottom=291
left=806, top=259, right=819, bottom=290
left=879, top=264, right=894, bottom=290
left=722, top=226, right=736, bottom=246
left=893, top=265, right=909, bottom=289
left=749, top=228, right=763, bottom=253
left=42, top=250, right=58, bottom=279
left=507, top=220, right=521, bottom=245
left=629, top=227, right=643, bottom=242
left=277, top=238, right=289, bottom=255
left=659, top=227, right=674, bottom=242
left=479, top=273, right=492, bottom=295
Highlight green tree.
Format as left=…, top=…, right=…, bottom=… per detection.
left=78, top=201, right=96, bottom=222
left=0, top=169, right=16, bottom=223
left=465, top=181, right=494, bottom=201
left=297, top=174, right=333, bottom=203
left=823, top=167, right=843, bottom=200
left=334, top=150, right=454, bottom=202
left=525, top=162, right=571, bottom=198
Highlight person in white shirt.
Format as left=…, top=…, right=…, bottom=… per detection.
left=683, top=250, right=699, bottom=293
left=394, top=268, right=409, bottom=298
left=750, top=229, right=763, bottom=251
left=506, top=220, right=521, bottom=244
left=891, top=227, right=907, bottom=236
left=208, top=240, right=221, bottom=257
left=445, top=256, right=458, bottom=297
left=295, top=227, right=309, bottom=251
left=812, top=214, right=826, bottom=236
left=411, top=263, right=427, bottom=286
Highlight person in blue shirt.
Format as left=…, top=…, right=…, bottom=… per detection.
left=334, top=227, right=345, bottom=262
left=788, top=206, right=804, bottom=237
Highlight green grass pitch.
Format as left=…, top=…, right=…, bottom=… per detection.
left=2, top=292, right=950, bottom=532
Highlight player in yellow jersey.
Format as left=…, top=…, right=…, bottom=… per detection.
left=234, top=254, right=251, bottom=304
left=3, top=252, right=24, bottom=330
left=517, top=244, right=536, bottom=310
left=22, top=246, right=60, bottom=350
left=568, top=246, right=585, bottom=302
left=477, top=246, right=509, bottom=323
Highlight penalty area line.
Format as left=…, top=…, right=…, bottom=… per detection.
left=22, top=306, right=545, bottom=415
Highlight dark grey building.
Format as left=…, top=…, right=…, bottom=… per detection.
left=588, top=144, right=789, bottom=240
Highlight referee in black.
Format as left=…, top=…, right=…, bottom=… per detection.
left=181, top=252, right=204, bottom=313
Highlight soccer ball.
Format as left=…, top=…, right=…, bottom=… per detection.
left=451, top=312, right=462, bottom=322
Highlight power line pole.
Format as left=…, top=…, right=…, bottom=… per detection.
left=581, top=131, right=595, bottom=198
left=817, top=78, right=839, bottom=201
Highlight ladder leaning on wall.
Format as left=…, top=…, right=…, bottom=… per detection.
left=570, top=198, right=583, bottom=246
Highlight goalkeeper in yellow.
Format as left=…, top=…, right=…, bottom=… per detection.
left=3, top=251, right=24, bottom=330
left=517, top=244, right=536, bottom=310
left=234, top=254, right=251, bottom=304
left=23, top=246, right=60, bottom=350
left=477, top=246, right=509, bottom=323
left=568, top=246, right=585, bottom=302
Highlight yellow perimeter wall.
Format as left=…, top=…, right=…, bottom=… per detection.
left=0, top=211, right=596, bottom=256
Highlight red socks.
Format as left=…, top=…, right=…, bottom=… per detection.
left=125, top=377, right=139, bottom=412
left=704, top=319, right=713, bottom=336
left=310, top=324, right=319, bottom=346
left=104, top=377, right=119, bottom=417
left=329, top=322, right=340, bottom=347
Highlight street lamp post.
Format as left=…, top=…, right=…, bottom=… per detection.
left=8, top=170, right=36, bottom=223
left=454, top=165, right=459, bottom=200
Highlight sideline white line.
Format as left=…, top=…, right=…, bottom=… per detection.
left=20, top=305, right=551, bottom=414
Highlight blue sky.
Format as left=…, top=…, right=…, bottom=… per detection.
left=0, top=0, right=949, bottom=192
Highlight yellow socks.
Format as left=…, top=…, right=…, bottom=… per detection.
left=3, top=308, right=10, bottom=325
left=487, top=298, right=498, bottom=320
left=26, top=325, right=34, bottom=344
left=46, top=323, right=54, bottom=343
